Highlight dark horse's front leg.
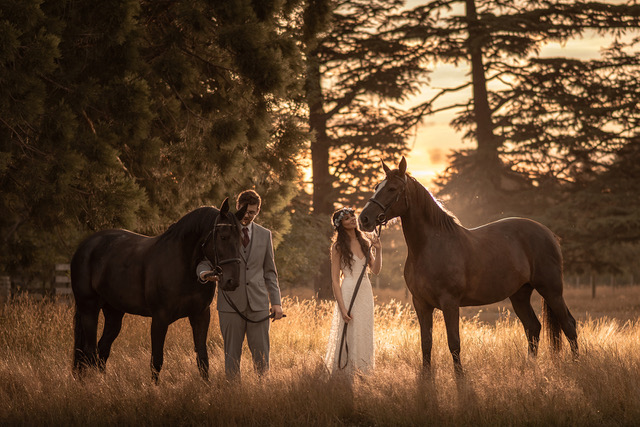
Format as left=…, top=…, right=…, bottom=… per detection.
left=413, top=297, right=435, bottom=373
left=441, top=301, right=463, bottom=376
left=150, top=317, right=169, bottom=383
left=189, top=307, right=211, bottom=380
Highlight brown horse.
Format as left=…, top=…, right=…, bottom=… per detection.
left=358, top=157, right=578, bottom=374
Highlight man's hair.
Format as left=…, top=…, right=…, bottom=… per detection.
left=237, top=189, right=261, bottom=209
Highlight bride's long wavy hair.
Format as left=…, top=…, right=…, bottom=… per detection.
left=331, top=208, right=370, bottom=273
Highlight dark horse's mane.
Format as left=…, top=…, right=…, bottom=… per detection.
left=405, top=174, right=461, bottom=232
left=157, top=206, right=219, bottom=243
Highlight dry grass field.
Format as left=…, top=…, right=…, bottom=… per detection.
left=1, top=285, right=639, bottom=426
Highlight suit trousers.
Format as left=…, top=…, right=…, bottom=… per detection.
left=219, top=309, right=270, bottom=379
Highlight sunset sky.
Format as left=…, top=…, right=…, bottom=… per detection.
left=405, top=30, right=626, bottom=187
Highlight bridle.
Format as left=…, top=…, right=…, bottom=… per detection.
left=200, top=214, right=242, bottom=286
left=367, top=174, right=408, bottom=226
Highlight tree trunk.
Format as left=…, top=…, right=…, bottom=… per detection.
left=306, top=50, right=334, bottom=299
left=466, top=0, right=498, bottom=159
left=465, top=0, right=500, bottom=169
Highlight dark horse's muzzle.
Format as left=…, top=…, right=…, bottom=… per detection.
left=221, top=277, right=239, bottom=291
left=201, top=257, right=240, bottom=292
left=217, top=259, right=241, bottom=291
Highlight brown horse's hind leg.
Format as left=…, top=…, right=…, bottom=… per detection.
left=541, top=292, right=578, bottom=355
left=413, top=298, right=434, bottom=373
left=551, top=296, right=578, bottom=354
left=509, top=284, right=541, bottom=356
left=97, top=305, right=125, bottom=371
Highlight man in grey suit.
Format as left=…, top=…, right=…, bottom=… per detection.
left=197, top=190, right=283, bottom=379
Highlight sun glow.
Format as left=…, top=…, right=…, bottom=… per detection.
left=403, top=29, right=635, bottom=189
left=301, top=26, right=636, bottom=197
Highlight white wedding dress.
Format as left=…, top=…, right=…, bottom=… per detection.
left=324, top=254, right=374, bottom=375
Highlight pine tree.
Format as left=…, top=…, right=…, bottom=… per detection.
left=401, top=0, right=640, bottom=225
left=482, top=36, right=640, bottom=273
left=300, top=0, right=430, bottom=297
left=0, top=0, right=306, bottom=281
left=0, top=0, right=67, bottom=278
left=303, top=0, right=428, bottom=213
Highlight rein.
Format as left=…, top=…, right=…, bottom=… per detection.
left=338, top=175, right=404, bottom=370
left=337, top=223, right=382, bottom=370
left=221, top=291, right=285, bottom=323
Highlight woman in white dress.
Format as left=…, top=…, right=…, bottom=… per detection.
left=324, top=207, right=382, bottom=376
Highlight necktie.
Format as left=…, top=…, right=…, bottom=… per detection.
left=242, top=227, right=250, bottom=248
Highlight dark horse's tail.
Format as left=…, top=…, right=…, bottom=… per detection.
left=71, top=241, right=94, bottom=373
left=542, top=299, right=562, bottom=352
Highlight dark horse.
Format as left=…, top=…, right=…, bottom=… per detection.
left=359, top=157, right=578, bottom=375
left=70, top=198, right=247, bottom=382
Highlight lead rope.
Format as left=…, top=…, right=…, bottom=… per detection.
left=337, top=223, right=382, bottom=370
left=221, top=290, right=286, bottom=323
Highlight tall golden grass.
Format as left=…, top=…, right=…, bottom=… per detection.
left=1, top=287, right=639, bottom=426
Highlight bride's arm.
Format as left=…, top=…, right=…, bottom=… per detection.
left=331, top=243, right=351, bottom=322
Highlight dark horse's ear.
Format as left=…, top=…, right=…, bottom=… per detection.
left=220, top=198, right=230, bottom=216
left=399, top=156, right=407, bottom=176
left=382, top=160, right=391, bottom=176
left=235, top=202, right=248, bottom=221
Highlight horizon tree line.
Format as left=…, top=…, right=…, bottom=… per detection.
left=1, top=0, right=638, bottom=293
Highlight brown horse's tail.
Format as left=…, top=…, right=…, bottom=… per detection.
left=542, top=299, right=562, bottom=352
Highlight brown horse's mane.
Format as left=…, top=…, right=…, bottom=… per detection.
left=405, top=174, right=461, bottom=232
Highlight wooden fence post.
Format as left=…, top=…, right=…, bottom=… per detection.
left=590, top=273, right=596, bottom=299
left=55, top=264, right=72, bottom=298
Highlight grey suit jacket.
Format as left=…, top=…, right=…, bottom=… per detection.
left=197, top=222, right=281, bottom=312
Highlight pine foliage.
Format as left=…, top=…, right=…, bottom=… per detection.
left=404, top=0, right=640, bottom=272
left=0, top=0, right=306, bottom=278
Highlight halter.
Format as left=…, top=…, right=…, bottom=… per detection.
left=200, top=214, right=242, bottom=285
left=367, top=174, right=408, bottom=226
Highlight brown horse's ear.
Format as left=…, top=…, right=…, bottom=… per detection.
left=399, top=156, right=407, bottom=176
left=235, top=202, right=248, bottom=221
left=220, top=198, right=230, bottom=215
left=382, top=160, right=391, bottom=175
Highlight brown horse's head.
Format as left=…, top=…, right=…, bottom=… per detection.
left=359, top=156, right=408, bottom=232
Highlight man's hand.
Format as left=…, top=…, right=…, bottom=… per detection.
left=199, top=271, right=219, bottom=283
left=270, top=304, right=284, bottom=320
